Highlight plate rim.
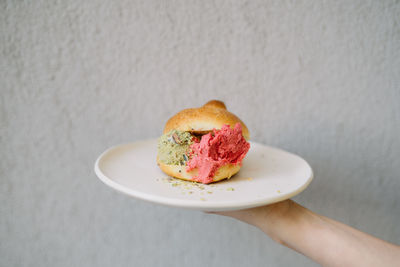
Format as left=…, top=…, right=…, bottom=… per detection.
left=94, top=140, right=313, bottom=211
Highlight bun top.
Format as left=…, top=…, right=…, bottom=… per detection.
left=163, top=100, right=250, bottom=140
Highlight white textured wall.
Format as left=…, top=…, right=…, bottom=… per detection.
left=1, top=1, right=399, bottom=266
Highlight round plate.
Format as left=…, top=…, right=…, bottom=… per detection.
left=94, top=139, right=313, bottom=211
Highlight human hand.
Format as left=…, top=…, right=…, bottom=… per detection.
left=208, top=199, right=296, bottom=243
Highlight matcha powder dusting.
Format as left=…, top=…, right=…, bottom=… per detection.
left=157, top=130, right=195, bottom=165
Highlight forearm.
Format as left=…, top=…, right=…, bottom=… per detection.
left=255, top=200, right=400, bottom=267
left=217, top=200, right=400, bottom=266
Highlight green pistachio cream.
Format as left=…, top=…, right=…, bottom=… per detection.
left=157, top=130, right=195, bottom=165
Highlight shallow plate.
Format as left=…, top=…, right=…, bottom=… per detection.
left=95, top=139, right=313, bottom=211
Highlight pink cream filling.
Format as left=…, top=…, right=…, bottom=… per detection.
left=186, top=123, right=250, bottom=184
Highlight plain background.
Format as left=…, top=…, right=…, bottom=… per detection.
left=1, top=1, right=399, bottom=266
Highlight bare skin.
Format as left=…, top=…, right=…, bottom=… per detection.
left=212, top=200, right=400, bottom=267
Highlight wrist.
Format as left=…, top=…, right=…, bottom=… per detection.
left=256, top=200, right=307, bottom=244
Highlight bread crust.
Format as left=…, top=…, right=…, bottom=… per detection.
left=163, top=100, right=250, bottom=140
left=157, top=157, right=241, bottom=183
left=158, top=100, right=249, bottom=183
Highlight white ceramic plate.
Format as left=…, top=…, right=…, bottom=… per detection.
left=94, top=139, right=313, bottom=211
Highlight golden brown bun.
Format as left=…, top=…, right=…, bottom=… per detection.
left=163, top=100, right=250, bottom=140
left=157, top=157, right=241, bottom=183
left=159, top=100, right=248, bottom=183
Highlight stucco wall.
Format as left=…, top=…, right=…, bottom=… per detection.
left=1, top=1, right=399, bottom=266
